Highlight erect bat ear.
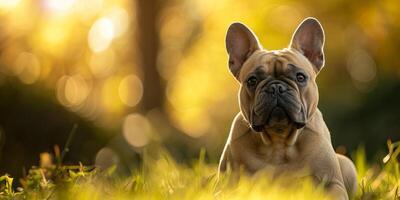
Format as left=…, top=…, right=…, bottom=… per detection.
left=226, top=22, right=261, bottom=80
left=290, top=17, right=325, bottom=72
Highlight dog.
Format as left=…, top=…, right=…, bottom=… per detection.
left=218, top=17, right=357, bottom=199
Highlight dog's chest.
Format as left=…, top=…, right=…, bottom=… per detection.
left=239, top=142, right=304, bottom=175
left=259, top=144, right=297, bottom=163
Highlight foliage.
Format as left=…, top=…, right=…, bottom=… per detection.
left=0, top=143, right=399, bottom=200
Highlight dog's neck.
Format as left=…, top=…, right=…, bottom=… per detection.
left=259, top=109, right=328, bottom=146
left=260, top=126, right=298, bottom=146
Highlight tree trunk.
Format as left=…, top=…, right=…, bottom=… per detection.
left=136, top=0, right=165, bottom=112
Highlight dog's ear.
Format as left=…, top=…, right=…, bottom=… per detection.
left=290, top=17, right=325, bottom=72
left=226, top=23, right=261, bottom=80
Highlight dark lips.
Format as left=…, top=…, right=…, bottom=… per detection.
left=251, top=104, right=305, bottom=132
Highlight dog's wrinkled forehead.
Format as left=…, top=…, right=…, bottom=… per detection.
left=238, top=49, right=316, bottom=82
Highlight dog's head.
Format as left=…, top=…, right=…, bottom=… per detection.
left=226, top=18, right=325, bottom=136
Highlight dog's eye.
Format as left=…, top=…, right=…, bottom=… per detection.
left=296, top=73, right=307, bottom=83
left=246, top=76, right=258, bottom=87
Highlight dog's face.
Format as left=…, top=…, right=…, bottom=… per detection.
left=226, top=18, right=325, bottom=136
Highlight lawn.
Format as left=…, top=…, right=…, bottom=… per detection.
left=0, top=141, right=399, bottom=200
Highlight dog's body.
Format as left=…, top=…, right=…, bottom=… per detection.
left=218, top=18, right=357, bottom=199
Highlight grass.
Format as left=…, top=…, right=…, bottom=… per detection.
left=0, top=141, right=399, bottom=200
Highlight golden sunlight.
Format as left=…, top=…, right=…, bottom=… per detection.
left=88, top=17, right=115, bottom=52
left=105, top=7, right=130, bottom=38
left=43, top=0, right=76, bottom=14
left=0, top=0, right=20, bottom=10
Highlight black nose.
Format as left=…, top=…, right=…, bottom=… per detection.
left=267, top=81, right=287, bottom=95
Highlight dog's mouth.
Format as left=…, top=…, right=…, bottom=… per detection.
left=250, top=81, right=307, bottom=133
left=251, top=106, right=305, bottom=133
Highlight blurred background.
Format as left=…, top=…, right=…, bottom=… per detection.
left=0, top=0, right=399, bottom=179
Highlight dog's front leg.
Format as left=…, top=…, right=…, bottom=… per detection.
left=325, top=181, right=349, bottom=200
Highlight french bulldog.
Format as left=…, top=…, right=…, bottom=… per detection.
left=218, top=17, right=357, bottom=199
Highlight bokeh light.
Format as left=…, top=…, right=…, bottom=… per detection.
left=105, top=7, right=130, bottom=38
left=88, top=17, right=115, bottom=52
left=118, top=74, right=143, bottom=107
left=43, top=0, right=76, bottom=14
left=123, top=113, right=151, bottom=148
left=347, top=49, right=377, bottom=83
left=38, top=19, right=72, bottom=55
left=95, top=147, right=119, bottom=169
left=14, top=52, right=41, bottom=84
left=57, top=75, right=91, bottom=107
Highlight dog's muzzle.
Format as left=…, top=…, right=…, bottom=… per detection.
left=251, top=80, right=306, bottom=132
